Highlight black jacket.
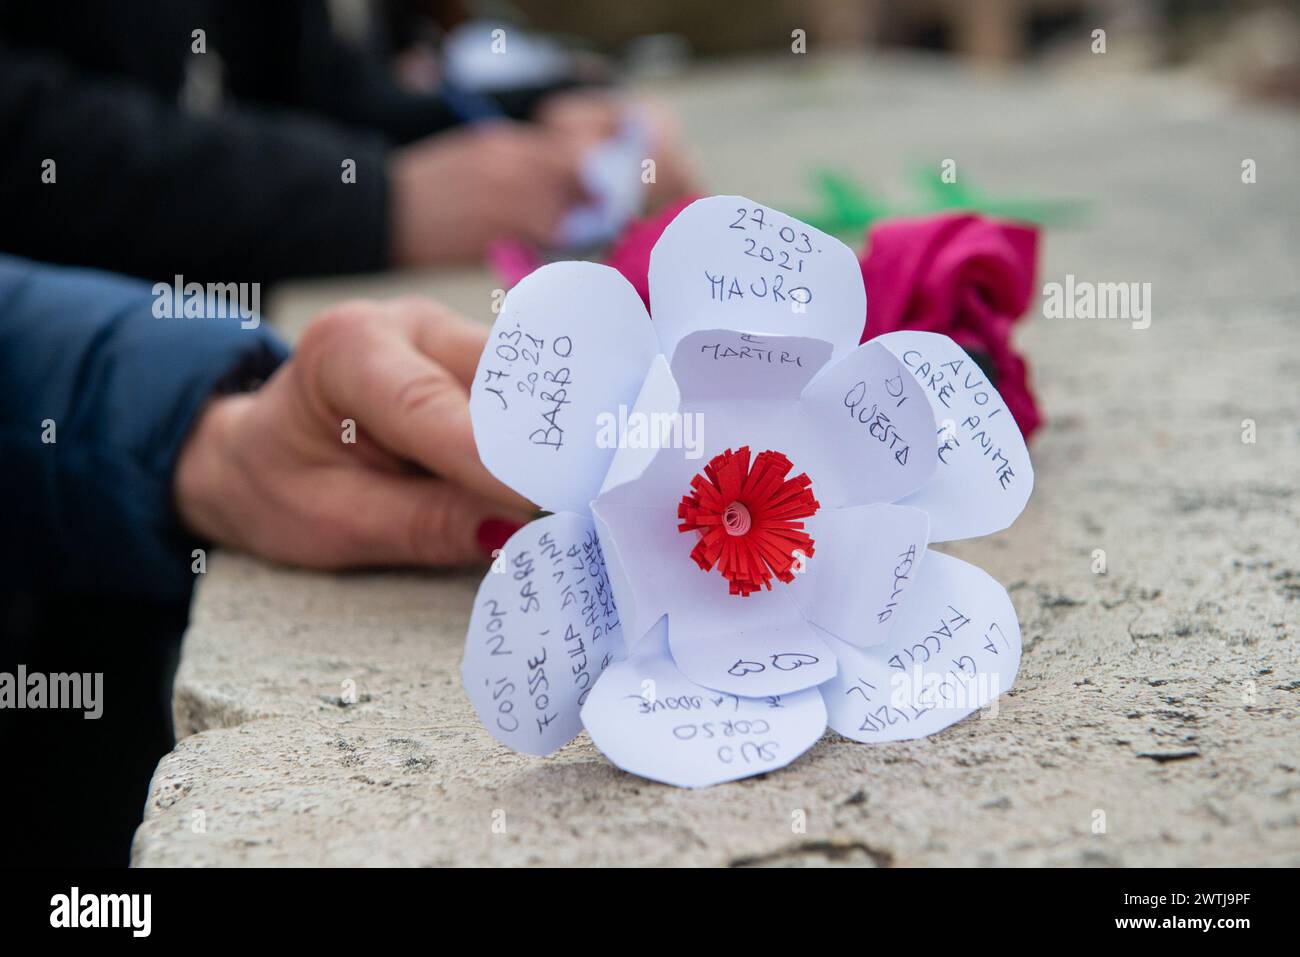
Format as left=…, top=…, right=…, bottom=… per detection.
left=0, top=0, right=559, bottom=284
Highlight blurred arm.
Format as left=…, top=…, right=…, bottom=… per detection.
left=0, top=41, right=390, bottom=283
left=0, top=255, right=289, bottom=602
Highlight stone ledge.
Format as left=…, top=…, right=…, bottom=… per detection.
left=132, top=57, right=1300, bottom=867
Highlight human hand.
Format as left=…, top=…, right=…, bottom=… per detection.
left=533, top=89, right=622, bottom=150
left=389, top=123, right=588, bottom=264
left=175, top=297, right=532, bottom=569
left=535, top=91, right=699, bottom=209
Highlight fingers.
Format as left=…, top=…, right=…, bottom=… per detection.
left=315, top=467, right=530, bottom=568
left=536, top=91, right=622, bottom=147
left=635, top=97, right=700, bottom=207
left=299, top=303, right=531, bottom=513
left=478, top=124, right=589, bottom=245
left=483, top=122, right=587, bottom=187
left=394, top=297, right=487, bottom=388
left=390, top=123, right=590, bottom=263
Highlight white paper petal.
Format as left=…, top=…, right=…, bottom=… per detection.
left=649, top=196, right=865, bottom=364
left=594, top=413, right=744, bottom=659
left=789, top=504, right=931, bottom=649
left=581, top=619, right=827, bottom=787
left=798, top=340, right=940, bottom=506
left=819, top=550, right=1022, bottom=743
left=595, top=432, right=837, bottom=698
left=670, top=328, right=833, bottom=402
left=592, top=375, right=810, bottom=521
left=596, top=355, right=681, bottom=496
left=596, top=487, right=825, bottom=686
left=592, top=494, right=791, bottom=662
left=461, top=512, right=626, bottom=756
left=469, top=262, right=657, bottom=514
left=590, top=504, right=665, bottom=657
left=874, top=331, right=1034, bottom=541
left=668, top=594, right=837, bottom=698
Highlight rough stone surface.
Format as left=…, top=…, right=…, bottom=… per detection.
left=132, top=56, right=1299, bottom=867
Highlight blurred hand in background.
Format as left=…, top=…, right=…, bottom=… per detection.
left=535, top=90, right=700, bottom=209
left=390, top=123, right=590, bottom=263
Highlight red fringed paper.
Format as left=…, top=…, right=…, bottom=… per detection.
left=677, top=446, right=819, bottom=597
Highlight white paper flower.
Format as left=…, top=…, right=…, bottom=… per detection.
left=461, top=196, right=1033, bottom=788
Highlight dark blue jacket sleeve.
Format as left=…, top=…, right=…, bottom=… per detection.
left=0, top=255, right=290, bottom=603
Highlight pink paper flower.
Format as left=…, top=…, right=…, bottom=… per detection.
left=860, top=214, right=1042, bottom=440
left=602, top=196, right=701, bottom=308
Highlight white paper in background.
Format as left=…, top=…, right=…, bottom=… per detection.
left=874, top=331, right=1034, bottom=542
left=557, top=115, right=650, bottom=248
left=649, top=196, right=866, bottom=365
left=670, top=328, right=833, bottom=402
left=442, top=21, right=571, bottom=92
left=461, top=512, right=626, bottom=756
left=789, top=503, right=930, bottom=649
left=581, top=619, right=827, bottom=787
left=799, top=340, right=939, bottom=507
left=819, top=550, right=1021, bottom=744
left=469, top=262, right=657, bottom=515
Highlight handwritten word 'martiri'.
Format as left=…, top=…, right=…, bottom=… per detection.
left=697, top=341, right=805, bottom=366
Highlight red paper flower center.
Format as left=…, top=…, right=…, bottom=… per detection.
left=677, top=446, right=819, bottom=597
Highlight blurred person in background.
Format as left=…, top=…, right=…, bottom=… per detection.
left=0, top=0, right=694, bottom=283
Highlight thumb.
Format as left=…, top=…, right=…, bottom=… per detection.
left=321, top=467, right=531, bottom=568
